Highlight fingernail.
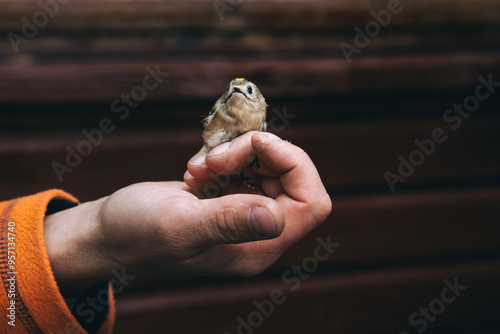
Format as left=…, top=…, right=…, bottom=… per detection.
left=209, top=142, right=231, bottom=156
left=249, top=207, right=277, bottom=238
left=261, top=132, right=282, bottom=141
left=254, top=132, right=282, bottom=152
left=188, top=154, right=206, bottom=167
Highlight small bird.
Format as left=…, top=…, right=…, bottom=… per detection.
left=197, top=78, right=267, bottom=156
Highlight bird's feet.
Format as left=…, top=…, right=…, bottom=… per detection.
left=239, top=171, right=259, bottom=193
left=239, top=155, right=261, bottom=192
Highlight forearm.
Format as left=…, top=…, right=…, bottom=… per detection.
left=44, top=197, right=115, bottom=296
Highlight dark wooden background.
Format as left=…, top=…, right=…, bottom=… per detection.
left=1, top=0, right=499, bottom=333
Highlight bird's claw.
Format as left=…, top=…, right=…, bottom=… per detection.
left=240, top=171, right=259, bottom=193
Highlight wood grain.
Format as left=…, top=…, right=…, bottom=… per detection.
left=1, top=0, right=499, bottom=333
left=1, top=54, right=500, bottom=103
left=0, top=0, right=499, bottom=56
left=113, top=261, right=500, bottom=334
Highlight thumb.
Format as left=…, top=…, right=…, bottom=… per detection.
left=193, top=194, right=285, bottom=246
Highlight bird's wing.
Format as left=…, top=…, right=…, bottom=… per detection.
left=203, top=105, right=218, bottom=126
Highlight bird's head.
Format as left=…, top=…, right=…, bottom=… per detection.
left=223, top=78, right=266, bottom=112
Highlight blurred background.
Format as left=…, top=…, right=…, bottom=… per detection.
left=1, top=0, right=500, bottom=333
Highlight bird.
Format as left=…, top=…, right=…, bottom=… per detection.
left=197, top=78, right=267, bottom=156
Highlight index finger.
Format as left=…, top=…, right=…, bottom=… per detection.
left=206, top=132, right=327, bottom=205
left=251, top=132, right=328, bottom=205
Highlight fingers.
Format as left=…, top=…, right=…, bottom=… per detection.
left=251, top=132, right=327, bottom=205
left=261, top=177, right=285, bottom=199
left=184, top=170, right=214, bottom=190
left=185, top=131, right=332, bottom=248
left=210, top=132, right=331, bottom=249
left=185, top=131, right=263, bottom=189
left=205, top=131, right=279, bottom=178
left=185, top=154, right=211, bottom=188
left=189, top=194, right=285, bottom=247
left=204, top=132, right=327, bottom=204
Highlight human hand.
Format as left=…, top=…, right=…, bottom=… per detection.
left=184, top=131, right=332, bottom=268
left=44, top=132, right=331, bottom=296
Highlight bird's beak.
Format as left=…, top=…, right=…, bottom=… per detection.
left=227, top=84, right=247, bottom=100
left=233, top=87, right=244, bottom=94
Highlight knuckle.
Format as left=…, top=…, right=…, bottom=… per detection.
left=213, top=206, right=244, bottom=243
left=312, top=192, right=333, bottom=223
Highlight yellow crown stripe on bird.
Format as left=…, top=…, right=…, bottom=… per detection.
left=235, top=78, right=245, bottom=81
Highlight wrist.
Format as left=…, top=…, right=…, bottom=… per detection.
left=44, top=197, right=114, bottom=296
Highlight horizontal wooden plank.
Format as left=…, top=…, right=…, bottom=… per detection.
left=289, top=116, right=500, bottom=189
left=0, top=0, right=498, bottom=56
left=3, top=0, right=499, bottom=29
left=0, top=53, right=499, bottom=103
left=113, top=261, right=500, bottom=334
left=276, top=186, right=500, bottom=268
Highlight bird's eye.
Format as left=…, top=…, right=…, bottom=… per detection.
left=247, top=86, right=253, bottom=95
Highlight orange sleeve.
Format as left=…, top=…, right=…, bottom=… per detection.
left=0, top=189, right=115, bottom=334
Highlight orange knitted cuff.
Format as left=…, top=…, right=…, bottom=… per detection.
left=0, top=189, right=115, bottom=334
